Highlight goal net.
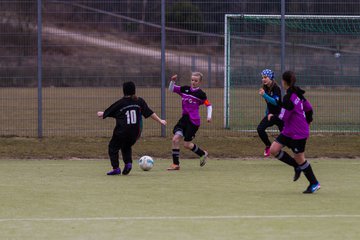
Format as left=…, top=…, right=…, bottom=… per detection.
left=224, top=14, right=360, bottom=132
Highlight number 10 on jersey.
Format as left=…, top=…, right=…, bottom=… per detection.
left=126, top=110, right=137, bottom=124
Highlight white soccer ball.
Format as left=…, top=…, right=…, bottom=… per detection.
left=138, top=155, right=154, bottom=171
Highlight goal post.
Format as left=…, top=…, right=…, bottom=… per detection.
left=224, top=14, right=231, bottom=129
left=224, top=14, right=360, bottom=132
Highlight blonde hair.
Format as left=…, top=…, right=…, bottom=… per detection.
left=191, top=72, right=203, bottom=81
left=262, top=79, right=278, bottom=93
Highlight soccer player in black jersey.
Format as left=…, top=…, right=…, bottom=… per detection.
left=257, top=69, right=284, bottom=157
left=97, top=82, right=166, bottom=175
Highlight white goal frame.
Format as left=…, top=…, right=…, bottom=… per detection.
left=224, top=14, right=360, bottom=130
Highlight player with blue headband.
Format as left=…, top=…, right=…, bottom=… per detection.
left=261, top=69, right=275, bottom=80
left=257, top=69, right=283, bottom=157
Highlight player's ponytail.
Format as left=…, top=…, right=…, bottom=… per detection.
left=282, top=71, right=297, bottom=92
left=267, top=79, right=278, bottom=92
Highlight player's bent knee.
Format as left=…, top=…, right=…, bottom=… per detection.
left=172, top=136, right=180, bottom=144
left=271, top=150, right=279, bottom=157
left=270, top=146, right=280, bottom=156
left=183, top=142, right=192, bottom=149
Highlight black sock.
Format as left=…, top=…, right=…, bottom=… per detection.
left=172, top=149, right=180, bottom=165
left=301, top=161, right=318, bottom=184
left=275, top=150, right=298, bottom=168
left=191, top=144, right=205, bottom=157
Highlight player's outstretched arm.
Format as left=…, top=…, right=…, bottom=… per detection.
left=171, top=74, right=177, bottom=82
left=97, top=111, right=104, bottom=118
left=150, top=113, right=167, bottom=126
left=206, top=105, right=212, bottom=123
left=205, top=100, right=212, bottom=123
left=169, top=74, right=177, bottom=92
left=258, top=88, right=265, bottom=95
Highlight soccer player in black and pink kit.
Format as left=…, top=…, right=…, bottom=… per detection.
left=167, top=72, right=212, bottom=170
left=97, top=81, right=166, bottom=176
left=270, top=71, right=320, bottom=193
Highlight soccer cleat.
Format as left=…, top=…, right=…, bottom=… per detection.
left=200, top=151, right=208, bottom=167
left=107, top=168, right=121, bottom=175
left=167, top=164, right=180, bottom=171
left=122, top=163, right=132, bottom=175
left=264, top=147, right=271, bottom=157
left=303, top=182, right=321, bottom=194
left=293, top=166, right=302, bottom=181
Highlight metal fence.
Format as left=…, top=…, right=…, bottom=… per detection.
left=225, top=14, right=360, bottom=132
left=0, top=1, right=359, bottom=137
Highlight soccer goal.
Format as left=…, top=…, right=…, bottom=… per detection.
left=224, top=14, right=360, bottom=132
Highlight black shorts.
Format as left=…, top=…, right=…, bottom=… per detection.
left=275, top=134, right=307, bottom=154
left=173, top=115, right=199, bottom=142
left=110, top=132, right=138, bottom=150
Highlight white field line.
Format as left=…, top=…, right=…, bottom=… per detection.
left=1, top=215, right=360, bottom=222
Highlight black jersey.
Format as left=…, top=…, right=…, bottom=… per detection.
left=103, top=96, right=154, bottom=137
left=264, top=84, right=282, bottom=115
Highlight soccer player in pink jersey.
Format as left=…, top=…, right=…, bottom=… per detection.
left=167, top=72, right=212, bottom=170
left=270, top=71, right=320, bottom=193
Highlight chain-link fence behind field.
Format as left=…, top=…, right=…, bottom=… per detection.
left=0, top=1, right=359, bottom=137
left=226, top=15, right=360, bottom=132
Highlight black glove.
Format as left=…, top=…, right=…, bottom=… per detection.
left=305, top=110, right=313, bottom=124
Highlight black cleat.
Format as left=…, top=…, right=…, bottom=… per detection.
left=303, top=182, right=321, bottom=194
left=122, top=163, right=132, bottom=175
left=107, top=168, right=121, bottom=176
left=293, top=167, right=302, bottom=181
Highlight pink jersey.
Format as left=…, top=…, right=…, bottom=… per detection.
left=172, top=84, right=211, bottom=126
left=279, top=91, right=313, bottom=139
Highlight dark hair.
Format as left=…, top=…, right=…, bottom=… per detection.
left=282, top=71, right=297, bottom=91
left=123, top=81, right=136, bottom=95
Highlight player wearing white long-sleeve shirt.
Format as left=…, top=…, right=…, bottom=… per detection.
left=167, top=72, right=212, bottom=170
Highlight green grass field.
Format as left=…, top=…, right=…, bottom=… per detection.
left=1, top=158, right=359, bottom=240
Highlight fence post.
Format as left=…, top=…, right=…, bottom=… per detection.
left=208, top=55, right=212, bottom=88
left=37, top=0, right=43, bottom=138
left=280, top=0, right=286, bottom=99
left=191, top=56, right=196, bottom=72
left=160, top=0, right=166, bottom=137
left=281, top=0, right=285, bottom=74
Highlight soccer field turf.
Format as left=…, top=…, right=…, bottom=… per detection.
left=0, top=158, right=359, bottom=240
